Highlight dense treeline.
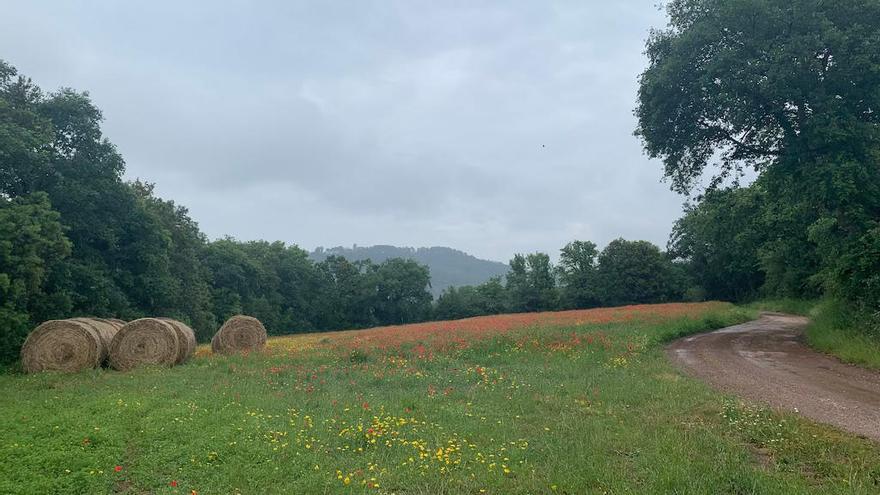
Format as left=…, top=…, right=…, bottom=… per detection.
left=637, top=0, right=880, bottom=335
left=310, top=245, right=509, bottom=297
left=435, top=239, right=687, bottom=320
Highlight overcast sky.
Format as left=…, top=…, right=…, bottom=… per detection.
left=2, top=1, right=686, bottom=263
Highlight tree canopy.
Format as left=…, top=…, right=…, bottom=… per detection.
left=557, top=240, right=600, bottom=309
left=0, top=193, right=71, bottom=363
left=636, top=0, right=880, bottom=194
left=640, top=0, right=880, bottom=324
left=595, top=239, right=685, bottom=307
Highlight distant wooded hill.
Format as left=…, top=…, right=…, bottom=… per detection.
left=310, top=245, right=509, bottom=297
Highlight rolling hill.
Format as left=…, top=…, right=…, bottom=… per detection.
left=309, top=245, right=509, bottom=296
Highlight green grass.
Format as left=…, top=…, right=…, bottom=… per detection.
left=804, top=300, right=880, bottom=370
left=1, top=303, right=879, bottom=494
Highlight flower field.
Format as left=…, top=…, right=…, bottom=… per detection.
left=257, top=302, right=727, bottom=358
left=2, top=302, right=879, bottom=494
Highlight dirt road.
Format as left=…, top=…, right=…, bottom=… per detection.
left=667, top=312, right=880, bottom=442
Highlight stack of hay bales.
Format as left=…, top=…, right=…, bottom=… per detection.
left=211, top=315, right=268, bottom=355
left=21, top=313, right=269, bottom=373
left=21, top=318, right=125, bottom=373
left=108, top=318, right=197, bottom=371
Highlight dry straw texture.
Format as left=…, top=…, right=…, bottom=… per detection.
left=212, top=315, right=268, bottom=355
left=109, top=318, right=179, bottom=371
left=71, top=318, right=123, bottom=350
left=20, top=318, right=123, bottom=373
left=158, top=318, right=197, bottom=364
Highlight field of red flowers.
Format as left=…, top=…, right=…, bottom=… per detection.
left=255, top=302, right=731, bottom=357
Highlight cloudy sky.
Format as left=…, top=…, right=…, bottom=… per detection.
left=2, top=1, right=685, bottom=263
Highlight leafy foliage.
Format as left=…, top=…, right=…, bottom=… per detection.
left=437, top=240, right=689, bottom=320
left=594, top=239, right=685, bottom=307
left=314, top=256, right=378, bottom=330
left=669, top=187, right=766, bottom=301
left=371, top=258, right=433, bottom=325
left=506, top=253, right=558, bottom=313
left=636, top=0, right=880, bottom=194
left=556, top=240, right=599, bottom=309
left=640, top=0, right=880, bottom=326
left=435, top=277, right=507, bottom=320
left=0, top=193, right=71, bottom=363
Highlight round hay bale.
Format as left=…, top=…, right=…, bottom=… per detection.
left=105, top=318, right=127, bottom=328
left=109, top=318, right=180, bottom=371
left=158, top=318, right=197, bottom=364
left=20, top=318, right=118, bottom=373
left=211, top=315, right=267, bottom=355
left=71, top=318, right=120, bottom=353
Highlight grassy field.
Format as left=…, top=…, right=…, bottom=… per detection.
left=2, top=302, right=879, bottom=494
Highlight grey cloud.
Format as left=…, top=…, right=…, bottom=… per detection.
left=1, top=0, right=683, bottom=262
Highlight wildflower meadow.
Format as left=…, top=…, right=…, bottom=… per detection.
left=2, top=302, right=879, bottom=494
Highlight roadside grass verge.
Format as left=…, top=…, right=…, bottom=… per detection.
left=805, top=299, right=880, bottom=370
left=1, top=302, right=878, bottom=494
left=744, top=299, right=819, bottom=317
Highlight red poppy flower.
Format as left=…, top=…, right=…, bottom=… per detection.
left=170, top=480, right=178, bottom=487
left=114, top=465, right=122, bottom=472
